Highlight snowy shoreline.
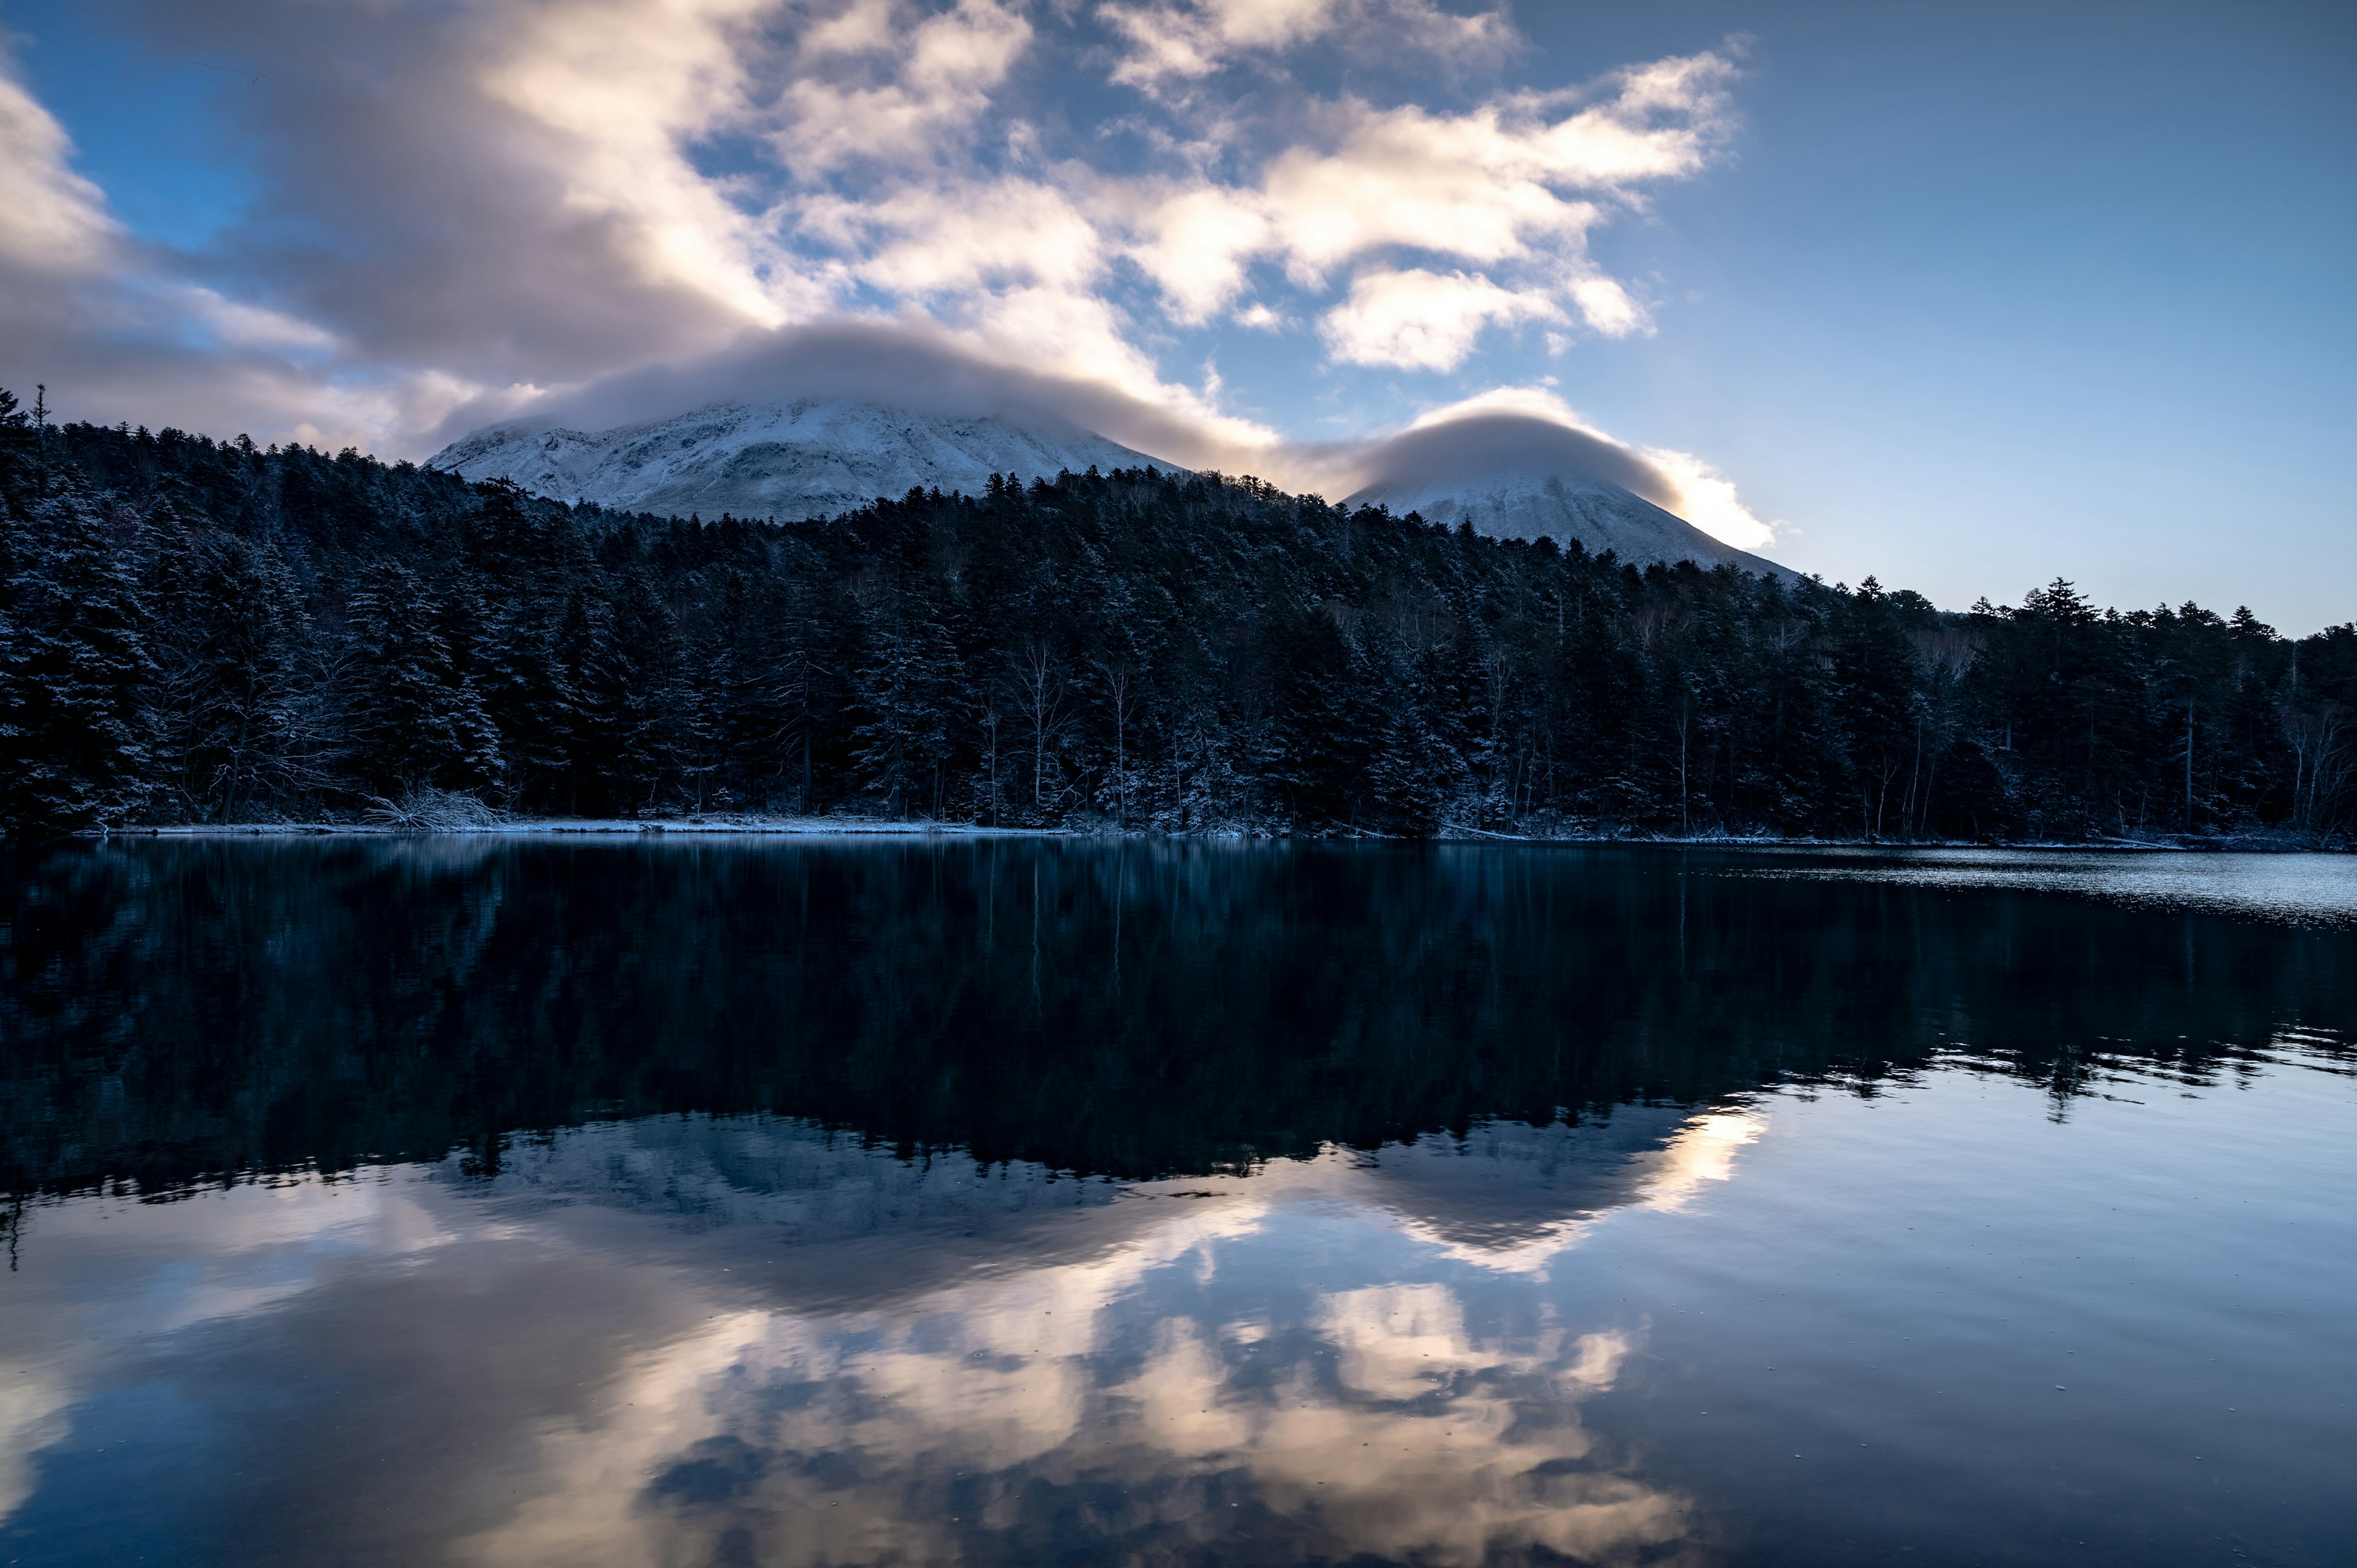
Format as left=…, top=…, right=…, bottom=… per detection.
left=123, top=817, right=1042, bottom=838
left=83, top=821, right=2343, bottom=852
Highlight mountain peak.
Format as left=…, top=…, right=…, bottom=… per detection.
left=432, top=396, right=1167, bottom=520
left=1345, top=413, right=1791, bottom=577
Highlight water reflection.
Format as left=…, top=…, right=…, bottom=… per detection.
left=446, top=1132, right=1716, bottom=1568
left=1, top=841, right=2353, bottom=1566
left=4, top=1109, right=1751, bottom=1567
left=5, top=839, right=2350, bottom=1196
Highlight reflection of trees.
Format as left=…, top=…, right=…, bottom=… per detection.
left=2, top=840, right=2350, bottom=1196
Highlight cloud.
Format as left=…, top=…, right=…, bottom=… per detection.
left=1319, top=268, right=1562, bottom=371
left=0, top=0, right=1763, bottom=539
left=779, top=0, right=1032, bottom=174
left=426, top=318, right=1280, bottom=472
left=1635, top=445, right=1779, bottom=551
left=0, top=31, right=478, bottom=452
left=0, top=49, right=115, bottom=272
left=802, top=177, right=1103, bottom=296
left=473, top=0, right=808, bottom=328
left=1332, top=385, right=1780, bottom=549
left=1120, top=52, right=1735, bottom=353
left=1099, top=0, right=1514, bottom=92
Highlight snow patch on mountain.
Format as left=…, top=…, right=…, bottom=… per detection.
left=431, top=398, right=1172, bottom=520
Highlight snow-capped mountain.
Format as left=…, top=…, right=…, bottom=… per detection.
left=430, top=397, right=1170, bottom=520
left=435, top=395, right=1787, bottom=581
left=1345, top=415, right=1792, bottom=578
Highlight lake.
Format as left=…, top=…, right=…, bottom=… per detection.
left=2, top=840, right=2351, bottom=1567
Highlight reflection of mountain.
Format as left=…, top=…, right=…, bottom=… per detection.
left=3, top=839, right=2350, bottom=1196
left=430, top=1102, right=1760, bottom=1306
left=1360, top=1110, right=1760, bottom=1264
left=451, top=1116, right=1125, bottom=1240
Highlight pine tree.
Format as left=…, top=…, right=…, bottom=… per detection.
left=857, top=597, right=963, bottom=819
left=1830, top=577, right=1921, bottom=840
left=344, top=562, right=501, bottom=800
left=0, top=481, right=155, bottom=834
left=1263, top=601, right=1372, bottom=832
left=141, top=506, right=322, bottom=819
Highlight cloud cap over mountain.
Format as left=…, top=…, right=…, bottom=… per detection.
left=432, top=323, right=1784, bottom=560
left=1344, top=404, right=1790, bottom=575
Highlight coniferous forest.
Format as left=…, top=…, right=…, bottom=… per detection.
left=1, top=386, right=2351, bottom=843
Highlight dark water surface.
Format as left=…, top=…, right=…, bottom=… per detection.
left=1, top=840, right=2351, bottom=1567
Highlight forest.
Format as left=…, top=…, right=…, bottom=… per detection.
left=1, top=384, right=2351, bottom=843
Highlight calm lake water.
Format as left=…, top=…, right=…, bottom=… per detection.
left=2, top=840, right=2352, bottom=1567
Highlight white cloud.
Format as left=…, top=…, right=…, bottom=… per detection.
left=1123, top=181, right=1276, bottom=322
left=1102, top=0, right=1343, bottom=86
left=806, top=177, right=1104, bottom=295
left=1320, top=268, right=1562, bottom=371
left=801, top=0, right=898, bottom=55
left=780, top=0, right=1032, bottom=172
left=1638, top=445, right=1781, bottom=550
left=1099, top=0, right=1512, bottom=92
left=478, top=0, right=810, bottom=325
left=173, top=285, right=343, bottom=353
left=1120, top=53, right=1735, bottom=348
left=1569, top=273, right=1647, bottom=337
left=0, top=44, right=117, bottom=271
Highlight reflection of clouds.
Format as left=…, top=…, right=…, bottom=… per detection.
left=1319, top=1282, right=1474, bottom=1399
left=0, top=1178, right=466, bottom=1526
left=447, top=1115, right=1743, bottom=1566
left=0, top=1365, right=72, bottom=1522
left=1294, top=1286, right=1674, bottom=1565
left=460, top=1229, right=1694, bottom=1568
left=6, top=1106, right=1758, bottom=1562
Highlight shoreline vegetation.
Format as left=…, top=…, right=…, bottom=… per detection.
left=4, top=386, right=2353, bottom=847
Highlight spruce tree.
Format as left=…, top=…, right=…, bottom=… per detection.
left=0, top=482, right=155, bottom=834
left=344, top=562, right=501, bottom=800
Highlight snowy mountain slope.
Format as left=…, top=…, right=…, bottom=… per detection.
left=1350, top=471, right=1791, bottom=576
left=1345, top=417, right=1792, bottom=578
left=431, top=398, right=1171, bottom=520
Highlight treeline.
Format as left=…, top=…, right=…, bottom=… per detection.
left=1, top=385, right=2351, bottom=841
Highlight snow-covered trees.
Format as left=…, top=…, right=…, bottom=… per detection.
left=343, top=561, right=502, bottom=798
left=3, top=393, right=2352, bottom=841
left=0, top=482, right=154, bottom=835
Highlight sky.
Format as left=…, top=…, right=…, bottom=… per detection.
left=1, top=0, right=2350, bottom=630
